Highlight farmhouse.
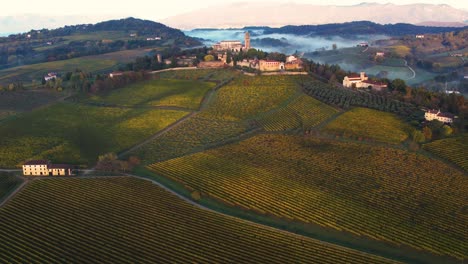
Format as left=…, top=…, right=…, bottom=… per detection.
left=109, top=71, right=124, bottom=78
left=22, top=160, right=73, bottom=176
left=342, top=72, right=387, bottom=90
left=284, top=56, right=303, bottom=70
left=376, top=52, right=385, bottom=57
left=343, top=72, right=368, bottom=87
left=416, top=35, right=425, bottom=39
left=424, top=109, right=454, bottom=123
left=44, top=72, right=57, bottom=81
left=357, top=42, right=368, bottom=47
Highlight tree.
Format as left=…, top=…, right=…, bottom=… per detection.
left=411, top=130, right=425, bottom=143
left=422, top=126, right=432, bottom=141
left=440, top=125, right=453, bottom=137
left=204, top=55, right=214, bottom=62
left=390, top=78, right=407, bottom=93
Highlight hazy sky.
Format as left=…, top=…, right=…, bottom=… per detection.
left=0, top=0, right=466, bottom=34
left=2, top=0, right=467, bottom=19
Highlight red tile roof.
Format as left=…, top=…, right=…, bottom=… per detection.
left=49, top=164, right=73, bottom=169
left=24, top=160, right=49, bottom=165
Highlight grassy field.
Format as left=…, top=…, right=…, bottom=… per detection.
left=0, top=173, right=22, bottom=202
left=148, top=134, right=467, bottom=260
left=88, top=79, right=215, bottom=110
left=323, top=108, right=412, bottom=144
left=0, top=177, right=398, bottom=263
left=0, top=103, right=188, bottom=167
left=423, top=134, right=468, bottom=172
left=257, top=94, right=339, bottom=131
left=199, top=75, right=300, bottom=121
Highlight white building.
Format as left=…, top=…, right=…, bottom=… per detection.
left=416, top=35, right=425, bottom=39
left=22, top=160, right=72, bottom=176
left=342, top=72, right=387, bottom=90
left=44, top=72, right=57, bottom=81
left=424, top=109, right=454, bottom=123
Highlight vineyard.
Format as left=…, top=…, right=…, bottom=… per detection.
left=0, top=173, right=22, bottom=201
left=0, top=103, right=187, bottom=167
left=134, top=116, right=256, bottom=164
left=323, top=108, right=411, bottom=144
left=87, top=79, right=215, bottom=110
left=156, top=69, right=216, bottom=80
left=148, top=134, right=467, bottom=260
left=302, top=80, right=416, bottom=116
left=0, top=177, right=397, bottom=263
left=0, top=90, right=64, bottom=112
left=199, top=75, right=300, bottom=121
left=423, top=134, right=468, bottom=172
left=257, top=94, right=339, bottom=131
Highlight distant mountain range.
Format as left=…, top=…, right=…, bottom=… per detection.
left=261, top=21, right=468, bottom=36
left=162, top=2, right=468, bottom=29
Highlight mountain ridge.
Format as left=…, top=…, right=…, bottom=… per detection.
left=162, top=2, right=468, bottom=29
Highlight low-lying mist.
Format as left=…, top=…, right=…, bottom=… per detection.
left=185, top=29, right=389, bottom=55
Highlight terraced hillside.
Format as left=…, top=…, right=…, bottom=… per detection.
left=0, top=103, right=188, bottom=167
left=0, top=173, right=22, bottom=202
left=423, top=134, right=468, bottom=172
left=199, top=75, right=300, bottom=121
left=257, top=94, right=339, bottom=131
left=87, top=79, right=216, bottom=110
left=0, top=177, right=397, bottom=263
left=134, top=116, right=255, bottom=164
left=323, top=107, right=412, bottom=144
left=148, top=134, right=467, bottom=260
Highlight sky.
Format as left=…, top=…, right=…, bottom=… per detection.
left=0, top=0, right=467, bottom=34
left=2, top=0, right=467, bottom=19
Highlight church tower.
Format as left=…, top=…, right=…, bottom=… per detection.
left=244, top=31, right=251, bottom=50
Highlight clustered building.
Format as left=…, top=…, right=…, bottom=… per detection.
left=22, top=160, right=73, bottom=176
left=213, top=32, right=251, bottom=52
left=342, top=72, right=388, bottom=91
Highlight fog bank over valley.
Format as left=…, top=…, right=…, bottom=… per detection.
left=185, top=28, right=389, bottom=55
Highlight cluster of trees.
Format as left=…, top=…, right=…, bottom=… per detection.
left=95, top=153, right=141, bottom=173
left=90, top=71, right=150, bottom=94
left=412, top=120, right=453, bottom=144
left=301, top=80, right=418, bottom=117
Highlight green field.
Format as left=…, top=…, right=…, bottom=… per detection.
left=423, top=134, right=468, bottom=172
left=148, top=134, right=467, bottom=260
left=199, top=75, right=300, bottom=121
left=0, top=173, right=22, bottom=202
left=0, top=177, right=397, bottom=263
left=0, top=103, right=187, bottom=167
left=88, top=79, right=215, bottom=110
left=323, top=107, right=412, bottom=144
left=257, top=94, right=339, bottom=131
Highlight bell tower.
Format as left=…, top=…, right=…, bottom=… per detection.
left=244, top=31, right=251, bottom=50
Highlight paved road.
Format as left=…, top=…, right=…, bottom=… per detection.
left=404, top=59, right=416, bottom=80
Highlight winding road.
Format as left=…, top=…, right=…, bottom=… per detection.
left=404, top=59, right=416, bottom=80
